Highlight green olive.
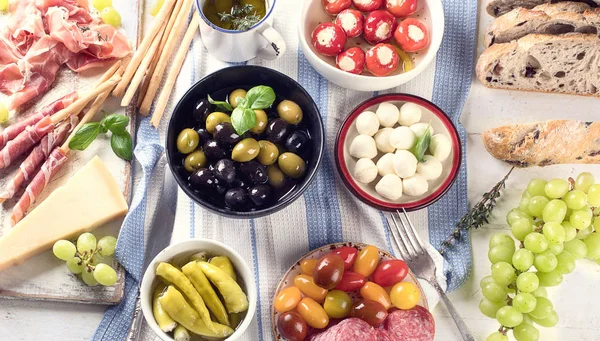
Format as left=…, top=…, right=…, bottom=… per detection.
left=277, top=100, right=303, bottom=125
left=176, top=129, right=200, bottom=154
left=206, top=112, right=230, bottom=134
left=266, top=165, right=286, bottom=188
left=278, top=152, right=306, bottom=179
left=229, top=89, right=247, bottom=109
left=257, top=140, right=279, bottom=166
left=183, top=150, right=207, bottom=172
left=250, top=109, right=268, bottom=134
left=231, top=138, right=260, bottom=162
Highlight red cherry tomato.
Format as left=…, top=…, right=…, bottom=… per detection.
left=331, top=246, right=359, bottom=270
left=277, top=311, right=308, bottom=341
left=334, top=9, right=364, bottom=38
left=394, top=18, right=429, bottom=52
left=350, top=300, right=388, bottom=327
left=322, top=0, right=352, bottom=15
left=385, top=0, right=418, bottom=17
left=334, top=271, right=366, bottom=292
left=373, top=260, right=409, bottom=287
left=363, top=10, right=397, bottom=45
left=313, top=254, right=345, bottom=290
left=365, top=43, right=399, bottom=76
left=352, top=0, right=384, bottom=12
left=311, top=23, right=347, bottom=56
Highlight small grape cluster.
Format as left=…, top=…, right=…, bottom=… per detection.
left=52, top=233, right=118, bottom=287
left=481, top=172, right=600, bottom=341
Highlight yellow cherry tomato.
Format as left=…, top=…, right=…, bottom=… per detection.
left=0, top=0, right=8, bottom=12
left=293, top=275, right=327, bottom=303
left=274, top=286, right=302, bottom=313
left=300, top=259, right=317, bottom=276
left=296, top=298, right=329, bottom=329
left=323, top=290, right=352, bottom=319
left=354, top=245, right=380, bottom=277
left=360, top=282, right=392, bottom=310
left=390, top=281, right=420, bottom=310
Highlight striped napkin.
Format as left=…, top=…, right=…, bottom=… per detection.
left=93, top=0, right=477, bottom=340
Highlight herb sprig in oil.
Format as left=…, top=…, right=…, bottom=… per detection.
left=218, top=4, right=261, bottom=31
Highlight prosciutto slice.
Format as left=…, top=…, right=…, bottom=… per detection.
left=0, top=116, right=54, bottom=169
left=0, top=91, right=78, bottom=149
left=11, top=147, right=68, bottom=225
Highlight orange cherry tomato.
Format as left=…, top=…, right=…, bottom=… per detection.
left=300, top=259, right=317, bottom=276
left=390, top=281, right=420, bottom=310
left=360, top=281, right=392, bottom=310
left=296, top=297, right=329, bottom=329
left=293, top=275, right=328, bottom=303
left=274, top=286, right=303, bottom=313
left=353, top=245, right=380, bottom=277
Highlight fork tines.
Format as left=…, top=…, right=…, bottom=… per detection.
left=387, top=208, right=427, bottom=261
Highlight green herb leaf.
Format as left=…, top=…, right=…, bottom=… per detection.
left=411, top=123, right=432, bottom=162
left=102, top=114, right=129, bottom=135
left=208, top=95, right=233, bottom=112
left=110, top=132, right=133, bottom=161
left=244, top=86, right=276, bottom=110
left=231, top=107, right=257, bottom=135
left=68, top=123, right=102, bottom=151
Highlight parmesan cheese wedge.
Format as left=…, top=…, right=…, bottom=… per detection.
left=0, top=156, right=128, bottom=272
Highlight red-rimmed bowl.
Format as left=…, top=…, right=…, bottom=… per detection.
left=335, top=94, right=461, bottom=212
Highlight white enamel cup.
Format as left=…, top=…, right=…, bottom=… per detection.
left=195, top=0, right=286, bottom=62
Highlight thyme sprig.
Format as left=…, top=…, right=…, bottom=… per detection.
left=218, top=4, right=261, bottom=31
left=439, top=167, right=515, bottom=255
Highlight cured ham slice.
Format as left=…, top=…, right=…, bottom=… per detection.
left=0, top=116, right=54, bottom=169
left=11, top=147, right=68, bottom=225
left=0, top=91, right=78, bottom=149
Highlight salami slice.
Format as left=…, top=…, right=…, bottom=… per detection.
left=309, top=318, right=377, bottom=341
left=384, top=306, right=435, bottom=341
left=375, top=328, right=394, bottom=341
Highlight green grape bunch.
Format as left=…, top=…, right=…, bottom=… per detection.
left=52, top=233, right=119, bottom=287
left=481, top=173, right=600, bottom=341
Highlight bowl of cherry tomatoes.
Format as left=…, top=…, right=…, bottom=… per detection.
left=299, top=0, right=444, bottom=91
left=271, top=242, right=434, bottom=341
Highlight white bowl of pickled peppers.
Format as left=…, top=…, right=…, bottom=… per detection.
left=140, top=239, right=257, bottom=341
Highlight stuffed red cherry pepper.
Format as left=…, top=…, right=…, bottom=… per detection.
left=363, top=10, right=397, bottom=45
left=311, top=23, right=348, bottom=56
left=365, top=43, right=399, bottom=76
left=394, top=18, right=429, bottom=52
left=335, top=9, right=364, bottom=38
left=385, top=0, right=418, bottom=17
left=352, top=0, right=384, bottom=12
left=322, top=0, right=352, bottom=15
left=336, top=47, right=366, bottom=74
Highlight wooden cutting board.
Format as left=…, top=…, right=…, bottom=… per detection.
left=0, top=0, right=143, bottom=305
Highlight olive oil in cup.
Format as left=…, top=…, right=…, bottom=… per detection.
left=202, top=0, right=267, bottom=31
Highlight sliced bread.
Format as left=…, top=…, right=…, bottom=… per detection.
left=476, top=33, right=600, bottom=96
left=486, top=0, right=600, bottom=17
left=482, top=120, right=600, bottom=167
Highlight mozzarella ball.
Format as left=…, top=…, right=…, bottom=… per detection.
left=416, top=155, right=443, bottom=180
left=390, top=126, right=416, bottom=150
left=403, top=175, right=429, bottom=196
left=376, top=174, right=403, bottom=201
left=356, top=111, right=379, bottom=136
left=349, top=134, right=378, bottom=159
left=374, top=127, right=395, bottom=153
left=410, top=123, right=434, bottom=138
left=393, top=150, right=418, bottom=178
left=376, top=102, right=400, bottom=127
left=399, top=102, right=422, bottom=126
left=354, top=158, right=378, bottom=184
left=376, top=153, right=395, bottom=177
left=429, top=134, right=452, bottom=161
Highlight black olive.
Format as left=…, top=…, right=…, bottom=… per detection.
left=266, top=118, right=289, bottom=143
left=193, top=98, right=212, bottom=123
left=248, top=184, right=272, bottom=206
left=203, top=140, right=227, bottom=159
left=189, top=168, right=218, bottom=188
left=196, top=128, right=212, bottom=146
left=232, top=178, right=248, bottom=190
left=224, top=188, right=248, bottom=209
left=284, top=130, right=310, bottom=155
left=214, top=122, right=241, bottom=147
left=214, top=159, right=237, bottom=185
left=241, top=131, right=256, bottom=140
left=215, top=184, right=228, bottom=196
left=240, top=161, right=268, bottom=184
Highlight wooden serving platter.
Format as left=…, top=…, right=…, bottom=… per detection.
left=0, top=0, right=142, bottom=305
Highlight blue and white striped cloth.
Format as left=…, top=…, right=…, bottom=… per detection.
left=93, top=0, right=477, bottom=340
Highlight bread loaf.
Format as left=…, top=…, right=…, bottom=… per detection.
left=486, top=0, right=600, bottom=17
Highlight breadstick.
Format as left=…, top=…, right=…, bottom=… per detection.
left=112, top=0, right=177, bottom=98
left=151, top=13, right=200, bottom=127
left=139, top=0, right=195, bottom=115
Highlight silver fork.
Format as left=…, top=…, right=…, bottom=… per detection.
left=387, top=208, right=475, bottom=341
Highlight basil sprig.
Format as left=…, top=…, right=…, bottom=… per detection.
left=208, top=95, right=233, bottom=112
left=69, top=112, right=133, bottom=161
left=211, top=85, right=276, bottom=135
left=411, top=122, right=432, bottom=162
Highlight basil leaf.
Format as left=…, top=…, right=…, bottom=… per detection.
left=102, top=114, right=129, bottom=135
left=208, top=94, right=233, bottom=112
left=231, top=107, right=257, bottom=135
left=68, top=122, right=102, bottom=151
left=111, top=132, right=133, bottom=161
left=411, top=123, right=432, bottom=162
left=245, top=86, right=276, bottom=110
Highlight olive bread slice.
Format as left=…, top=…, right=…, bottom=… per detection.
left=476, top=33, right=600, bottom=96
left=486, top=0, right=600, bottom=17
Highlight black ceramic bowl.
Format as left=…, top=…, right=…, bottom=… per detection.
left=166, top=66, right=325, bottom=219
